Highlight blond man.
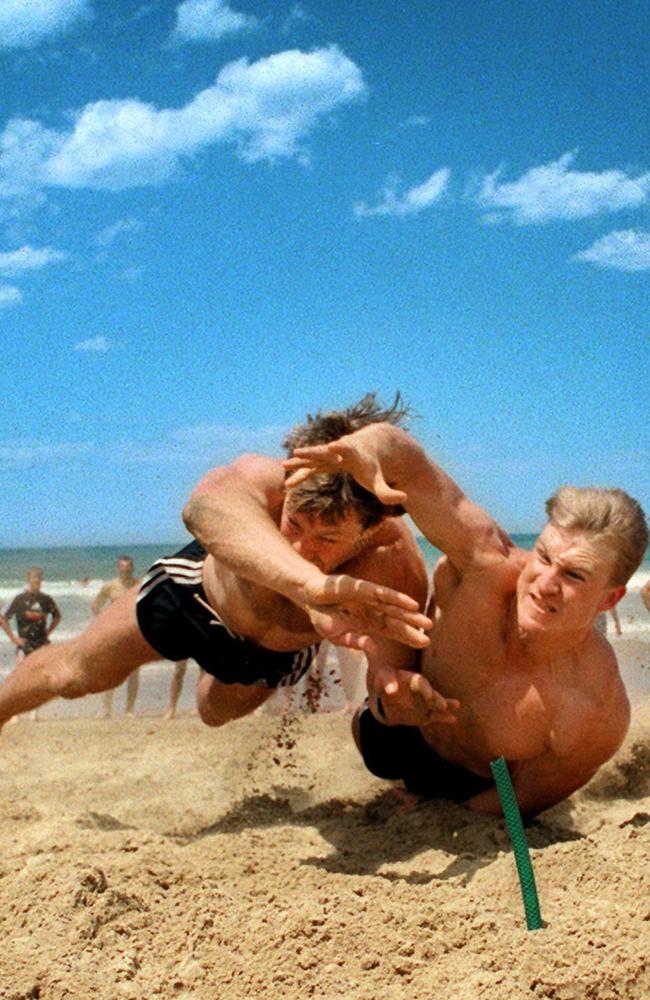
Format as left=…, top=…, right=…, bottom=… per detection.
left=286, top=424, right=648, bottom=818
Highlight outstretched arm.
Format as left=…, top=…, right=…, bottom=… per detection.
left=284, top=424, right=511, bottom=572
left=183, top=454, right=432, bottom=651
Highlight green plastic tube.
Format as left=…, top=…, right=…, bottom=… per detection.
left=490, top=756, right=543, bottom=931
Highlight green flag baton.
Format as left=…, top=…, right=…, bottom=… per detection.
left=490, top=755, right=543, bottom=931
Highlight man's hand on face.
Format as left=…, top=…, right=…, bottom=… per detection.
left=372, top=667, right=460, bottom=728
left=303, top=574, right=432, bottom=653
left=283, top=431, right=408, bottom=506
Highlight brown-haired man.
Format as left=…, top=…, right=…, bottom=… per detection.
left=0, top=396, right=437, bottom=732
left=285, top=423, right=648, bottom=818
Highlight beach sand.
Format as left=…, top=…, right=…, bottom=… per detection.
left=1, top=700, right=649, bottom=999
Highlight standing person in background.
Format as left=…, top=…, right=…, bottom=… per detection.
left=595, top=607, right=623, bottom=637
left=92, top=556, right=140, bottom=718
left=0, top=567, right=61, bottom=722
left=164, top=660, right=189, bottom=720
left=641, top=579, right=650, bottom=614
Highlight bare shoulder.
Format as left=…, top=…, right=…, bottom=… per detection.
left=193, top=453, right=285, bottom=491
left=557, top=636, right=630, bottom=762
left=456, top=543, right=529, bottom=590
left=344, top=518, right=429, bottom=605
left=189, top=453, right=287, bottom=509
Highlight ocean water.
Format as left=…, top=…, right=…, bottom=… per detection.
left=0, top=534, right=649, bottom=713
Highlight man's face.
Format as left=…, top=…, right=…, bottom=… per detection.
left=516, top=524, right=624, bottom=635
left=26, top=570, right=43, bottom=592
left=117, top=559, right=133, bottom=581
left=280, top=502, right=367, bottom=573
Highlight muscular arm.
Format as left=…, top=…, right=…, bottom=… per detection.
left=285, top=424, right=511, bottom=573
left=47, top=605, right=62, bottom=637
left=91, top=583, right=111, bottom=616
left=183, top=454, right=432, bottom=650
left=466, top=698, right=631, bottom=819
left=184, top=455, right=325, bottom=606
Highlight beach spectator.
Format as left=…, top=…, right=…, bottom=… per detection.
left=595, top=607, right=622, bottom=636
left=164, top=659, right=189, bottom=720
left=642, top=579, right=650, bottom=614
left=0, top=567, right=61, bottom=660
left=91, top=556, right=141, bottom=718
left=0, top=395, right=431, bottom=738
left=284, top=420, right=648, bottom=818
left=0, top=567, right=61, bottom=722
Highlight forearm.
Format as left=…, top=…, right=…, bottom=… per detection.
left=183, top=485, right=324, bottom=608
left=48, top=615, right=61, bottom=636
left=355, top=425, right=505, bottom=561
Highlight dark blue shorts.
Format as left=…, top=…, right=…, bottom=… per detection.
left=136, top=541, right=319, bottom=688
left=357, top=705, right=494, bottom=802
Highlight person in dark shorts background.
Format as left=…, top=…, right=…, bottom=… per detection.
left=1, top=567, right=61, bottom=723
left=1, top=566, right=61, bottom=660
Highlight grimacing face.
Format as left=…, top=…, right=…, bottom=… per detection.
left=516, top=524, right=624, bottom=635
left=280, top=501, right=367, bottom=573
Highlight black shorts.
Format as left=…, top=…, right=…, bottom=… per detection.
left=357, top=705, right=494, bottom=802
left=136, top=541, right=319, bottom=688
left=20, top=637, right=50, bottom=656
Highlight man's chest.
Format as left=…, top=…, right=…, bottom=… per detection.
left=16, top=594, right=49, bottom=623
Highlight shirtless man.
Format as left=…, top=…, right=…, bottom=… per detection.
left=285, top=423, right=648, bottom=818
left=0, top=396, right=435, bottom=732
left=91, top=556, right=141, bottom=718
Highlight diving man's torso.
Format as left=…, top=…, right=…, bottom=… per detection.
left=419, top=548, right=626, bottom=778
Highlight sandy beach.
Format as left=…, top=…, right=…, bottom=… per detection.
left=1, top=697, right=649, bottom=1000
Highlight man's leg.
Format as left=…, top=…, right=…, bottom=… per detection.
left=101, top=688, right=114, bottom=719
left=165, top=660, right=188, bottom=720
left=0, top=588, right=159, bottom=732
left=125, top=667, right=140, bottom=716
left=196, top=671, right=273, bottom=727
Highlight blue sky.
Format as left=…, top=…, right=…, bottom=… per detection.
left=1, top=0, right=649, bottom=547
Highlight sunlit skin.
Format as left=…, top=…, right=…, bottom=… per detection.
left=117, top=559, right=135, bottom=584
left=283, top=424, right=638, bottom=816
left=279, top=504, right=371, bottom=574
left=26, top=571, right=43, bottom=593
left=515, top=526, right=625, bottom=645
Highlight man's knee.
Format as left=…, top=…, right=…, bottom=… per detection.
left=196, top=674, right=272, bottom=726
left=41, top=643, right=92, bottom=700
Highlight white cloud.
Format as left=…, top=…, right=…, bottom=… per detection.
left=0, top=0, right=91, bottom=50
left=173, top=0, right=257, bottom=43
left=355, top=168, right=450, bottom=218
left=0, top=440, right=93, bottom=467
left=95, top=217, right=142, bottom=247
left=476, top=152, right=650, bottom=224
left=0, top=244, right=67, bottom=275
left=399, top=115, right=430, bottom=129
left=0, top=46, right=365, bottom=195
left=0, top=284, right=21, bottom=307
left=573, top=230, right=650, bottom=271
left=73, top=335, right=112, bottom=353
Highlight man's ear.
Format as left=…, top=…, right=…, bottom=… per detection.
left=381, top=504, right=406, bottom=519
left=598, top=585, right=626, bottom=612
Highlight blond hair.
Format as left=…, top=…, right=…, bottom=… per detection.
left=545, top=486, right=648, bottom=586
